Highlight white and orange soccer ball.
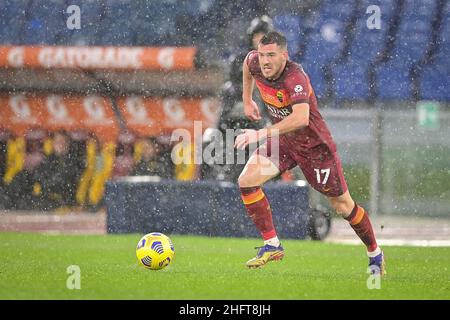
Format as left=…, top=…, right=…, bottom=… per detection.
left=136, top=232, right=174, bottom=270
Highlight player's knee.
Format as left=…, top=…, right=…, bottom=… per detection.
left=238, top=173, right=255, bottom=188
left=331, top=201, right=351, bottom=217
left=238, top=169, right=262, bottom=188
left=328, top=191, right=354, bottom=217
left=237, top=175, right=246, bottom=187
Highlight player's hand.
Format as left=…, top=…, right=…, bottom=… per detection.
left=243, top=100, right=262, bottom=121
left=234, top=129, right=260, bottom=150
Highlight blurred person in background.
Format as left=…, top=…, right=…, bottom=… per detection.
left=5, top=128, right=47, bottom=210
left=0, top=129, right=12, bottom=209
left=66, top=130, right=90, bottom=207
left=33, top=131, right=80, bottom=211
left=202, top=15, right=273, bottom=181
left=131, top=136, right=172, bottom=178
left=113, top=130, right=137, bottom=178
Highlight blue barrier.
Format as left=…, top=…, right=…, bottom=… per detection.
left=105, top=177, right=327, bottom=239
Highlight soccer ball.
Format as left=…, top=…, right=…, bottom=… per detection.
left=136, top=232, right=175, bottom=270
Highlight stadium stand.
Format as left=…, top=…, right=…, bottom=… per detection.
left=0, top=0, right=28, bottom=45
left=297, top=0, right=358, bottom=99
left=273, top=13, right=303, bottom=58
left=64, top=0, right=107, bottom=46
left=332, top=0, right=398, bottom=101
left=375, top=0, right=440, bottom=100
left=22, top=0, right=67, bottom=45
left=419, top=0, right=450, bottom=101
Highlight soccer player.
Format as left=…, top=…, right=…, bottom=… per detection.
left=234, top=31, right=385, bottom=275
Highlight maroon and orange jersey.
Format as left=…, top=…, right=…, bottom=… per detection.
left=247, top=50, right=336, bottom=153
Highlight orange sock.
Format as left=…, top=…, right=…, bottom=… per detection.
left=345, top=202, right=378, bottom=252
left=240, top=187, right=277, bottom=240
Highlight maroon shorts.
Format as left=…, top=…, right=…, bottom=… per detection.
left=255, top=136, right=348, bottom=197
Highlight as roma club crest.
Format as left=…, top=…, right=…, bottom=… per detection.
left=276, top=91, right=284, bottom=103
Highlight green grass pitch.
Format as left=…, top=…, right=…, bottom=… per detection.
left=0, top=232, right=449, bottom=299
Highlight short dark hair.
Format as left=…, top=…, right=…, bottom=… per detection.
left=259, top=31, right=287, bottom=49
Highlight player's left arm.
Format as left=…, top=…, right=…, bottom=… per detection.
left=234, top=103, right=309, bottom=149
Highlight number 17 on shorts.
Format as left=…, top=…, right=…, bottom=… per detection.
left=314, top=168, right=330, bottom=185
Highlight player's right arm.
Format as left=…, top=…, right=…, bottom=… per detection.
left=242, top=53, right=261, bottom=121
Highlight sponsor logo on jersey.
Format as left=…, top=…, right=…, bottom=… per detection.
left=294, top=84, right=303, bottom=93
left=266, top=104, right=291, bottom=119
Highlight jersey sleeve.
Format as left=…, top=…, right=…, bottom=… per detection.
left=285, top=68, right=312, bottom=105
left=245, top=50, right=258, bottom=75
